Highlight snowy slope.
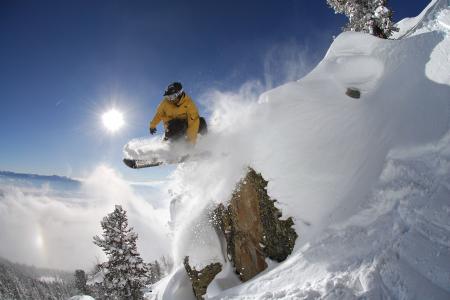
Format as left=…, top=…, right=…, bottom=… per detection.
left=393, top=0, right=449, bottom=39
left=149, top=1, right=450, bottom=299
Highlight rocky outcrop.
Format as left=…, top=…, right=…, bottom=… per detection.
left=346, top=87, right=361, bottom=99
left=183, top=168, right=297, bottom=297
left=213, top=168, right=297, bottom=282
left=183, top=256, right=222, bottom=300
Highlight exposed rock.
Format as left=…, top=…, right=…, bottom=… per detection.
left=260, top=192, right=297, bottom=262
left=214, top=186, right=267, bottom=281
left=213, top=168, right=298, bottom=282
left=346, top=87, right=361, bottom=99
left=183, top=256, right=222, bottom=300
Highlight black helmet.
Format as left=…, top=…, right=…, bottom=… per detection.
left=164, top=82, right=183, bottom=96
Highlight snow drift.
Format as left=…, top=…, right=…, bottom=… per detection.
left=147, top=0, right=450, bottom=298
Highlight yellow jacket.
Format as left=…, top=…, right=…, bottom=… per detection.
left=149, top=93, right=200, bottom=143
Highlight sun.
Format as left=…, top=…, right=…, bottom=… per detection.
left=102, top=109, right=125, bottom=133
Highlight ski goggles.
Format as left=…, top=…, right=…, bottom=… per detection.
left=165, top=89, right=183, bottom=102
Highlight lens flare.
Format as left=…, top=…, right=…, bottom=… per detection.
left=35, top=232, right=44, bottom=249
left=102, top=109, right=124, bottom=132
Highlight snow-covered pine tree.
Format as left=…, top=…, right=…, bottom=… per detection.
left=145, top=260, right=161, bottom=284
left=160, top=255, right=173, bottom=276
left=93, top=205, right=148, bottom=300
left=326, top=0, right=398, bottom=38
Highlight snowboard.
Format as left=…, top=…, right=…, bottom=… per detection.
left=123, top=152, right=210, bottom=169
left=122, top=137, right=210, bottom=169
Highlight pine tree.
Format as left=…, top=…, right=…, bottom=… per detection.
left=145, top=261, right=160, bottom=284
left=327, top=0, right=398, bottom=38
left=160, top=255, right=173, bottom=276
left=93, top=205, right=148, bottom=300
left=74, top=269, right=89, bottom=295
left=153, top=260, right=162, bottom=281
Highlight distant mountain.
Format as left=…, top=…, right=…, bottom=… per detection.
left=0, top=171, right=80, bottom=184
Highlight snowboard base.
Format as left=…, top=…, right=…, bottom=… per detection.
left=123, top=158, right=161, bottom=169
left=123, top=155, right=191, bottom=169
left=123, top=152, right=209, bottom=169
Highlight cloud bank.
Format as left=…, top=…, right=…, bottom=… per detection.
left=0, top=165, right=171, bottom=271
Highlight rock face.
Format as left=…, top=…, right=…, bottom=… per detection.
left=183, top=168, right=297, bottom=297
left=214, top=168, right=298, bottom=282
left=183, top=256, right=222, bottom=300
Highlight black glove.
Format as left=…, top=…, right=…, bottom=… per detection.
left=150, top=127, right=157, bottom=135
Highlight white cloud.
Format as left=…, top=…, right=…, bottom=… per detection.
left=0, top=165, right=171, bottom=271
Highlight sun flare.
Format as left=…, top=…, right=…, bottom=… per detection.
left=35, top=232, right=44, bottom=249
left=102, top=109, right=124, bottom=133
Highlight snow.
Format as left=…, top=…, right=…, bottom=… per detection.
left=206, top=262, right=242, bottom=297
left=124, top=137, right=173, bottom=161
left=144, top=1, right=450, bottom=299
left=38, top=276, right=62, bottom=283
left=438, top=8, right=450, bottom=30
left=69, top=296, right=95, bottom=300
left=123, top=136, right=211, bottom=167
left=145, top=267, right=196, bottom=300
left=393, top=0, right=450, bottom=39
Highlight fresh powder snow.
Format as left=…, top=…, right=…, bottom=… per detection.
left=141, top=1, right=450, bottom=299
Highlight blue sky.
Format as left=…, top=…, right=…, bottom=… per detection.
left=0, top=0, right=430, bottom=181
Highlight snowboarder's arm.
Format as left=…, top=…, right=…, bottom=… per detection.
left=149, top=101, right=164, bottom=129
left=186, top=101, right=200, bottom=144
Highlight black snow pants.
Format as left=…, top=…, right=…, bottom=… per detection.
left=164, top=117, right=207, bottom=141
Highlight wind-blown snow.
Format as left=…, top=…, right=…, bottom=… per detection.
left=146, top=1, right=450, bottom=299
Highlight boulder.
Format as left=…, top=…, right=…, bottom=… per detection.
left=183, top=256, right=222, bottom=300
left=346, top=87, right=361, bottom=99
left=213, top=168, right=297, bottom=282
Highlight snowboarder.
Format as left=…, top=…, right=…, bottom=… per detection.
left=149, top=82, right=207, bottom=144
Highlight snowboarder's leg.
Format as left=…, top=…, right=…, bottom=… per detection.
left=199, top=117, right=207, bottom=135
left=164, top=117, right=207, bottom=141
left=164, top=119, right=188, bottom=141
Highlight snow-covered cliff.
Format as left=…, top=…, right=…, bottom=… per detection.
left=151, top=1, right=450, bottom=298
